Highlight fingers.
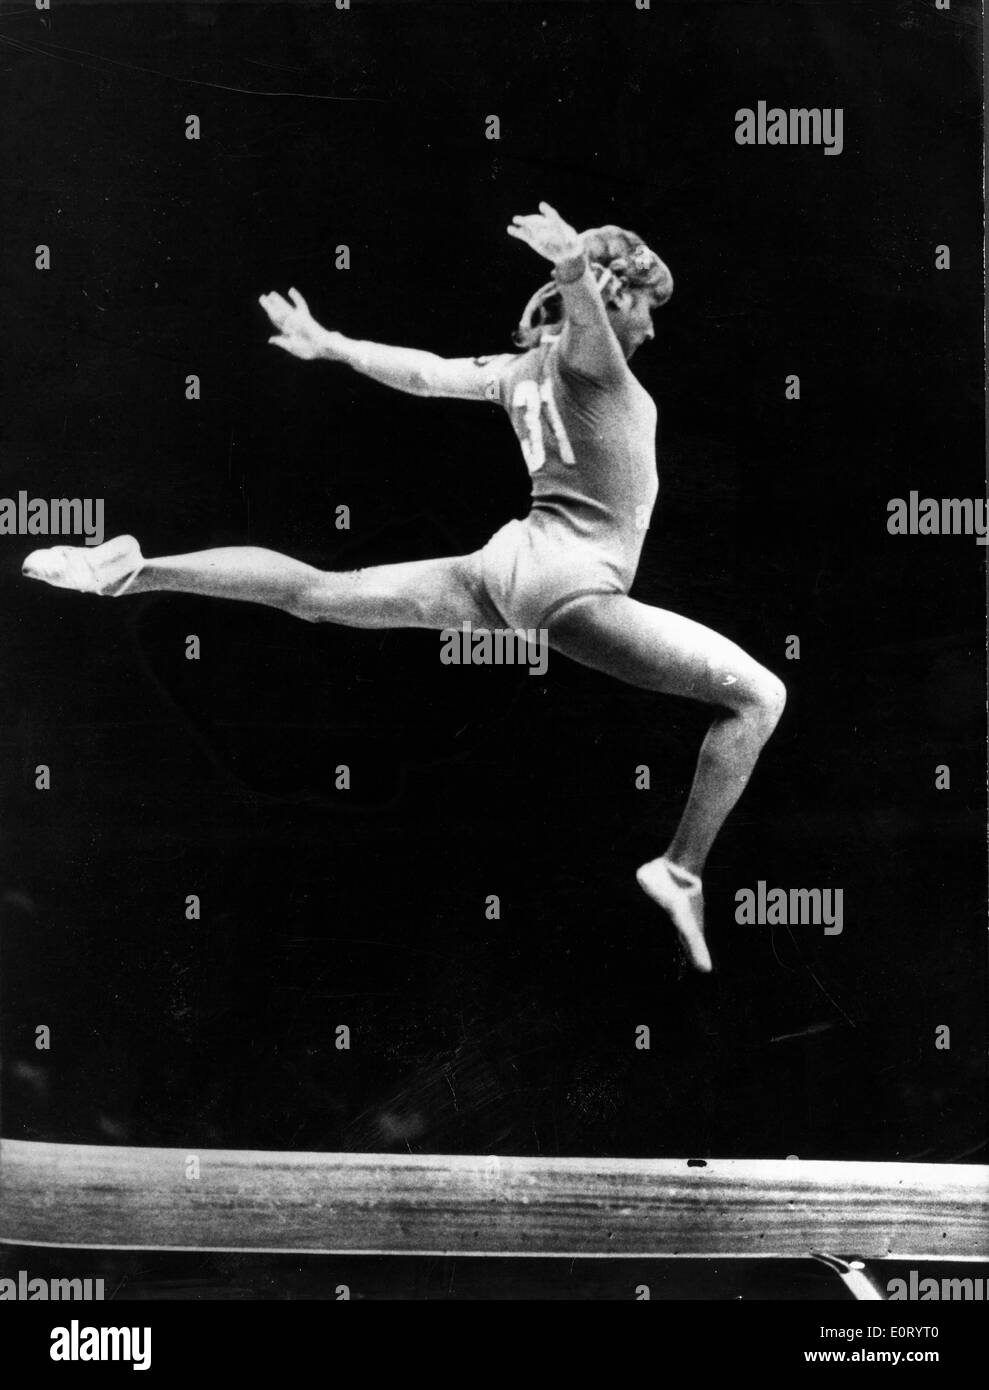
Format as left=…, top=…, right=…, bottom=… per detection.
left=508, top=206, right=571, bottom=239
left=507, top=213, right=544, bottom=243
left=268, top=335, right=293, bottom=353
left=259, top=291, right=291, bottom=326
left=513, top=203, right=562, bottom=226
left=259, top=289, right=310, bottom=326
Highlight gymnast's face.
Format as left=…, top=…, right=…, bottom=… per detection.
left=607, top=288, right=660, bottom=359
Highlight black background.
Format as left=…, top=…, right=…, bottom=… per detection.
left=0, top=0, right=984, bottom=1173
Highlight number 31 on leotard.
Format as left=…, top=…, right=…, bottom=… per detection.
left=512, top=379, right=576, bottom=473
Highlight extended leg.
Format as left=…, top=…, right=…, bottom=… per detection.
left=548, top=594, right=786, bottom=971
left=23, top=535, right=499, bottom=630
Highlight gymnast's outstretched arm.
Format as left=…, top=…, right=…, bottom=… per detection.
left=258, top=287, right=509, bottom=401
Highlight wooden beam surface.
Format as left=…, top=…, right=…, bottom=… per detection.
left=1, top=1140, right=986, bottom=1258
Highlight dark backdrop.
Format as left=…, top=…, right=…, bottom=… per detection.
left=0, top=0, right=984, bottom=1162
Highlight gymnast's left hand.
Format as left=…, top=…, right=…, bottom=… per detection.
left=507, top=202, right=582, bottom=266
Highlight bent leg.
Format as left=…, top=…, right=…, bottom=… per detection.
left=548, top=594, right=786, bottom=972
left=127, top=546, right=500, bottom=630
left=548, top=594, right=786, bottom=872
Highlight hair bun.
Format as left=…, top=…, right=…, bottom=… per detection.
left=580, top=226, right=673, bottom=302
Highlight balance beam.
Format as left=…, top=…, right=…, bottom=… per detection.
left=1, top=1141, right=986, bottom=1258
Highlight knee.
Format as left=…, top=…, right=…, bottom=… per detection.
left=749, top=671, right=787, bottom=732
left=287, top=575, right=327, bottom=624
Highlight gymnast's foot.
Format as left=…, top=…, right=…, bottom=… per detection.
left=636, top=856, right=712, bottom=974
left=22, top=534, right=144, bottom=596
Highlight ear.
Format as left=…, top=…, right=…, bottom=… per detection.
left=608, top=287, right=633, bottom=313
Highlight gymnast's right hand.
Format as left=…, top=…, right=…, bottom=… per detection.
left=259, top=288, right=344, bottom=361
